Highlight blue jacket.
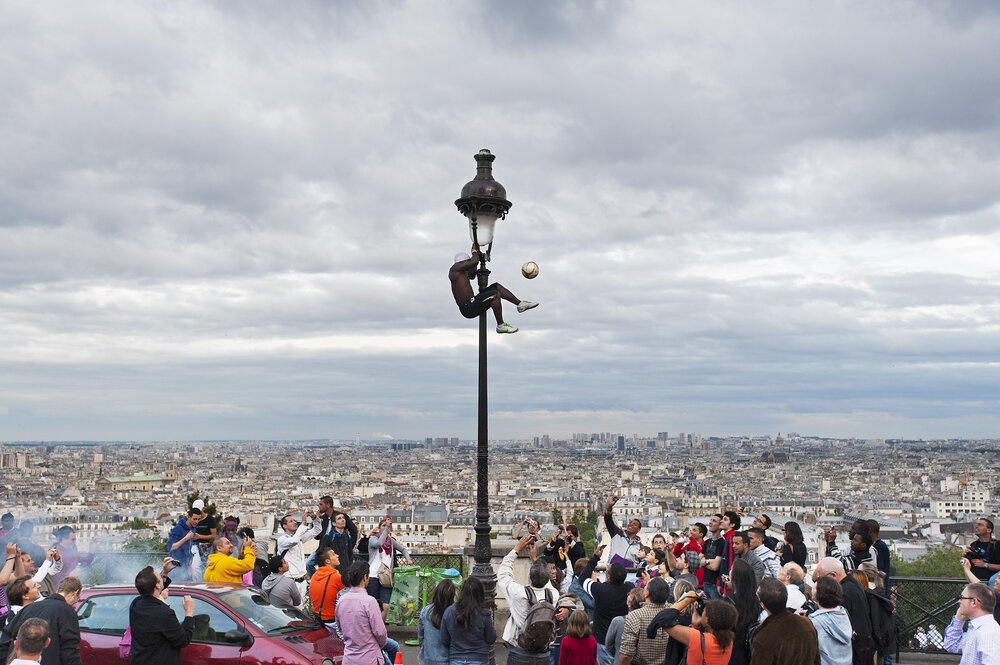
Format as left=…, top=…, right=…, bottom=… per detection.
left=418, top=604, right=450, bottom=665
left=809, top=606, right=853, bottom=665
left=167, top=518, right=195, bottom=565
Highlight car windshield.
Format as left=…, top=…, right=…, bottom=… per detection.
left=218, top=589, right=319, bottom=635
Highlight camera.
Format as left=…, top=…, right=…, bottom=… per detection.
left=695, top=593, right=706, bottom=613
left=237, top=527, right=255, bottom=540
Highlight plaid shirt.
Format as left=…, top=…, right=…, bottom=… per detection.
left=619, top=602, right=670, bottom=665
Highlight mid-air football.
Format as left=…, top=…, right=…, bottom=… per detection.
left=521, top=261, right=539, bottom=279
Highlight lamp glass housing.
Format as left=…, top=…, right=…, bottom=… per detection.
left=468, top=212, right=497, bottom=246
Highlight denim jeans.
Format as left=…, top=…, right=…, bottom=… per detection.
left=506, top=647, right=548, bottom=665
left=451, top=660, right=489, bottom=665
left=549, top=642, right=560, bottom=665
left=383, top=636, right=400, bottom=665
left=306, top=550, right=318, bottom=577
left=597, top=643, right=614, bottom=665
left=703, top=583, right=721, bottom=599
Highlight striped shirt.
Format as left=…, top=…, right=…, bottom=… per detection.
left=944, top=614, right=1000, bottom=665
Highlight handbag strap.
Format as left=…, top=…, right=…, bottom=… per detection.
left=700, top=630, right=706, bottom=665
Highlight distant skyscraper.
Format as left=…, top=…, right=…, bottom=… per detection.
left=450, top=437, right=459, bottom=446
left=617, top=435, right=625, bottom=452
left=533, top=436, right=540, bottom=447
left=542, top=434, right=551, bottom=448
left=426, top=437, right=433, bottom=448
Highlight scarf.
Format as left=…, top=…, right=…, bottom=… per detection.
left=380, top=523, right=393, bottom=556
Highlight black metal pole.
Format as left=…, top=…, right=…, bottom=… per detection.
left=471, top=258, right=497, bottom=665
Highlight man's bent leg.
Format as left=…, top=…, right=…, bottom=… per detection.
left=597, top=644, right=614, bottom=665
left=382, top=637, right=400, bottom=665
left=703, top=583, right=720, bottom=599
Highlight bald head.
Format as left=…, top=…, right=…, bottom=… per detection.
left=816, top=557, right=845, bottom=582
left=779, top=562, right=805, bottom=586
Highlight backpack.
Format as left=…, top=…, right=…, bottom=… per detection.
left=251, top=558, right=270, bottom=588
left=517, top=587, right=556, bottom=653
left=866, top=589, right=897, bottom=656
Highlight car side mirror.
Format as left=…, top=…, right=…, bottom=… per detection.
left=223, top=629, right=254, bottom=647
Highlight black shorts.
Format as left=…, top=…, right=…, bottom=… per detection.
left=459, top=284, right=498, bottom=319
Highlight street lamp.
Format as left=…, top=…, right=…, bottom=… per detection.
left=455, top=149, right=512, bottom=613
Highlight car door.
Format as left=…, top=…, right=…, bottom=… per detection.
left=163, top=594, right=246, bottom=665
left=76, top=592, right=130, bottom=665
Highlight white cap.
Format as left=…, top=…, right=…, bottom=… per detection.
left=454, top=252, right=471, bottom=263
left=192, top=499, right=205, bottom=510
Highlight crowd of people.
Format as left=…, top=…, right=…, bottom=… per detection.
left=0, top=503, right=997, bottom=665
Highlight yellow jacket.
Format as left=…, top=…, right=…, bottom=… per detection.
left=204, top=547, right=256, bottom=583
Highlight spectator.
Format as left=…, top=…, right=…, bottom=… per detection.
left=166, top=508, right=202, bottom=581
left=498, top=535, right=560, bottom=665
left=731, top=532, right=765, bottom=585
left=12, top=524, right=43, bottom=570
left=0, top=514, right=16, bottom=542
left=567, top=559, right=595, bottom=621
left=440, top=576, right=497, bottom=665
left=558, top=611, right=596, bottom=665
left=418, top=580, right=455, bottom=665
left=262, top=554, right=301, bottom=609
left=190, top=499, right=217, bottom=559
left=1, top=542, right=27, bottom=612
left=825, top=527, right=873, bottom=573
left=129, top=565, right=195, bottom=665
left=719, top=512, right=741, bottom=579
left=776, top=563, right=808, bottom=612
left=961, top=557, right=1000, bottom=624
left=319, top=511, right=359, bottom=575
left=546, top=524, right=585, bottom=566
left=367, top=517, right=413, bottom=621
left=513, top=517, right=544, bottom=541
left=778, top=522, right=807, bottom=569
left=310, top=549, right=345, bottom=628
left=727, top=559, right=759, bottom=665
left=605, top=588, right=645, bottom=665
left=747, top=528, right=780, bottom=579
left=306, top=496, right=337, bottom=577
left=809, top=576, right=852, bottom=665
left=680, top=523, right=706, bottom=588
left=335, top=561, right=393, bottom=665
left=50, top=528, right=92, bottom=583
left=619, top=577, right=672, bottom=665
left=275, top=509, right=320, bottom=606
left=944, top=582, right=1000, bottom=662
left=751, top=515, right=779, bottom=551
left=11, top=617, right=49, bottom=665
left=700, top=515, right=726, bottom=599
left=661, top=580, right=695, bottom=665
left=0, top=576, right=83, bottom=665
left=749, top=577, right=820, bottom=665
left=865, top=520, right=892, bottom=596
left=653, top=595, right=738, bottom=665
left=6, top=576, right=41, bottom=616
left=603, top=498, right=643, bottom=566
left=551, top=592, right=584, bottom=665
left=926, top=623, right=943, bottom=649
left=815, top=557, right=874, bottom=665
left=963, top=518, right=1000, bottom=583
left=580, top=545, right=635, bottom=665
left=650, top=534, right=668, bottom=554
left=203, top=536, right=255, bottom=583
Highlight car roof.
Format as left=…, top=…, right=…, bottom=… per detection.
left=85, top=582, right=248, bottom=595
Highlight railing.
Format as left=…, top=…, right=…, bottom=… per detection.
left=893, top=576, right=965, bottom=653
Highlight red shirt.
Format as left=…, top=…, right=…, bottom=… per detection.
left=558, top=635, right=597, bottom=665
left=682, top=538, right=704, bottom=586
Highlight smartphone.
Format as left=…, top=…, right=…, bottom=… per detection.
left=168, top=558, right=181, bottom=566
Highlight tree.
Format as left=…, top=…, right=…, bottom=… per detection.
left=572, top=509, right=599, bottom=555
left=116, top=518, right=149, bottom=530
left=890, top=545, right=963, bottom=579
left=186, top=490, right=217, bottom=519
left=552, top=509, right=564, bottom=526
left=122, top=533, right=167, bottom=553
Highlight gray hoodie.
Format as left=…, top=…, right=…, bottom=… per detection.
left=809, top=606, right=853, bottom=665
left=262, top=572, right=301, bottom=608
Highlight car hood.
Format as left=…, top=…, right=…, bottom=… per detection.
left=275, top=625, right=344, bottom=663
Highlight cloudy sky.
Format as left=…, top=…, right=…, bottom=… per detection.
left=2, top=1, right=999, bottom=442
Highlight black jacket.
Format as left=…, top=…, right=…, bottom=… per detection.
left=129, top=594, right=195, bottom=665
left=840, top=575, right=872, bottom=640
left=318, top=512, right=358, bottom=574
left=579, top=553, right=635, bottom=643
left=0, top=594, right=82, bottom=665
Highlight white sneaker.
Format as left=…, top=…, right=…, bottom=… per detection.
left=496, top=323, right=519, bottom=334
left=517, top=301, right=539, bottom=313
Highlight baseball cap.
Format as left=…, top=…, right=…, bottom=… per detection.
left=685, top=551, right=702, bottom=571
left=192, top=499, right=205, bottom=510
left=454, top=252, right=471, bottom=263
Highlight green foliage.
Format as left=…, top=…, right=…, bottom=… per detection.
left=891, top=545, right=963, bottom=579
left=116, top=518, right=149, bottom=530
left=552, top=509, right=564, bottom=525
left=572, top=509, right=598, bottom=555
left=186, top=490, right=216, bottom=518
left=122, top=534, right=167, bottom=552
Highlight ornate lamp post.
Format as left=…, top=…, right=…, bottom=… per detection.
left=455, top=149, right=512, bottom=610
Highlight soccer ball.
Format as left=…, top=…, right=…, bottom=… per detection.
left=521, top=261, right=539, bottom=279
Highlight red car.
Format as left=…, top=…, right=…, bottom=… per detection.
left=76, top=582, right=344, bottom=665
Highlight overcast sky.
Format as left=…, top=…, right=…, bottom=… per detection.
left=2, top=1, right=999, bottom=442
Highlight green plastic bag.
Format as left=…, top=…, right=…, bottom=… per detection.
left=386, top=566, right=463, bottom=626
